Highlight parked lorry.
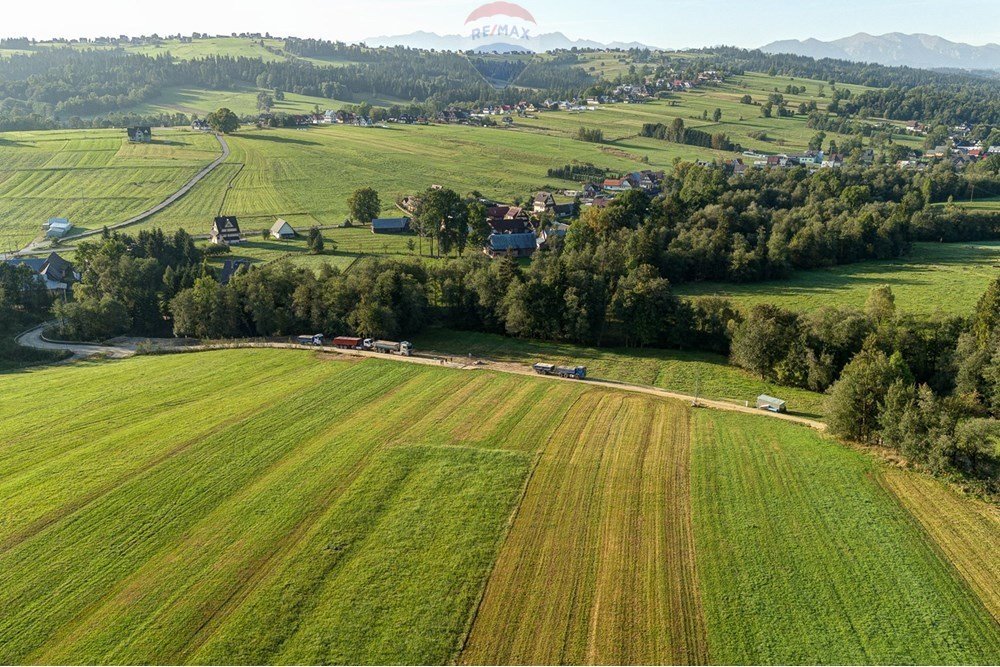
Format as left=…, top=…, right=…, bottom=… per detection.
left=532, top=363, right=587, bottom=379
left=373, top=340, right=413, bottom=357
left=296, top=334, right=325, bottom=346
left=332, top=336, right=364, bottom=350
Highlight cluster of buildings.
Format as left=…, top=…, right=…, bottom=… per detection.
left=2, top=252, right=78, bottom=292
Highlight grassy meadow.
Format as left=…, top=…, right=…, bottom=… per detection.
left=0, top=349, right=997, bottom=664
left=0, top=128, right=221, bottom=248
left=417, top=328, right=828, bottom=418
left=691, top=410, right=1000, bottom=664
left=677, top=242, right=1000, bottom=316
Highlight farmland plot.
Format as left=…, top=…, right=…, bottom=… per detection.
left=881, top=470, right=1000, bottom=623
left=0, top=349, right=997, bottom=665
left=461, top=391, right=707, bottom=665
left=691, top=411, right=1000, bottom=664
left=0, top=128, right=221, bottom=247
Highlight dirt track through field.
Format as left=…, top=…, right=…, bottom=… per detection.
left=459, top=391, right=708, bottom=665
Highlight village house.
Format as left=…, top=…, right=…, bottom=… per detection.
left=371, top=217, right=411, bottom=234
left=210, top=216, right=243, bottom=245
left=485, top=232, right=536, bottom=259
left=218, top=259, right=251, bottom=285
left=2, top=252, right=78, bottom=291
left=191, top=119, right=210, bottom=132
left=270, top=219, right=296, bottom=240
left=536, top=221, right=571, bottom=250
left=533, top=192, right=556, bottom=215
left=603, top=177, right=633, bottom=192
left=127, top=126, right=152, bottom=143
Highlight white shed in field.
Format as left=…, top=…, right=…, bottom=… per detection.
left=756, top=395, right=787, bottom=413
left=270, top=218, right=296, bottom=240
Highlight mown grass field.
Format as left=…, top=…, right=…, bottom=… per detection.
left=0, top=128, right=220, bottom=248
left=0, top=349, right=997, bottom=664
left=417, top=328, right=828, bottom=418
left=676, top=242, right=1000, bottom=316
left=691, top=410, right=1000, bottom=664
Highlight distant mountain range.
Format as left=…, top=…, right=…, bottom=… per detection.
left=761, top=33, right=1000, bottom=71
left=364, top=31, right=656, bottom=53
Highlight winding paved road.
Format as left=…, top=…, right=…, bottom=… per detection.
left=15, top=327, right=825, bottom=431
left=17, top=133, right=230, bottom=253
left=15, top=324, right=135, bottom=360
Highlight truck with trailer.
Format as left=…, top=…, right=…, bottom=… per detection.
left=295, top=334, right=325, bottom=346
left=532, top=363, right=587, bottom=379
left=332, top=336, right=365, bottom=350
left=372, top=340, right=413, bottom=357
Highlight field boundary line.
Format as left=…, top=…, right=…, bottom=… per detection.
left=455, top=393, right=588, bottom=664
left=875, top=470, right=1000, bottom=628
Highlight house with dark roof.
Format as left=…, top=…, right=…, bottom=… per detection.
left=127, top=126, right=152, bottom=143
left=3, top=252, right=78, bottom=291
left=533, top=192, right=556, bottom=215
left=485, top=232, right=537, bottom=259
left=210, top=216, right=243, bottom=245
left=488, top=218, right=531, bottom=235
left=219, top=259, right=252, bottom=285
left=371, top=217, right=411, bottom=234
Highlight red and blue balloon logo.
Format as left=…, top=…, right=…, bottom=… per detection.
left=466, top=2, right=536, bottom=41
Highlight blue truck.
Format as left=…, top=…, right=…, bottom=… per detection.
left=532, top=363, right=587, bottom=380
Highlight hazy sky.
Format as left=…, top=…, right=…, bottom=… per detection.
left=3, top=0, right=999, bottom=48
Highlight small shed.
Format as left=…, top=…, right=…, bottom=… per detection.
left=756, top=395, right=787, bottom=413
left=270, top=218, right=296, bottom=240
left=371, top=217, right=410, bottom=234
left=44, top=218, right=73, bottom=238
left=127, top=126, right=152, bottom=143
left=210, top=216, right=242, bottom=245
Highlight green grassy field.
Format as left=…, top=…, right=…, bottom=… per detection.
left=692, top=410, right=1000, bottom=664
left=0, top=128, right=220, bottom=249
left=417, top=328, right=828, bottom=419
left=676, top=242, right=1000, bottom=316
left=204, top=227, right=423, bottom=273
left=0, top=349, right=997, bottom=664
left=0, top=64, right=924, bottom=254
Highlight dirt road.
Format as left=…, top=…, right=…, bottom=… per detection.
left=15, top=329, right=826, bottom=430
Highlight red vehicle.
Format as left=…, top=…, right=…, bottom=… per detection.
left=332, top=336, right=364, bottom=350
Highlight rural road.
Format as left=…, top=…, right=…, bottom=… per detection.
left=15, top=324, right=136, bottom=360
left=15, top=329, right=826, bottom=431
left=17, top=133, right=230, bottom=253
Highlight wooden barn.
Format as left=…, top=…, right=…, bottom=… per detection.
left=270, top=219, right=296, bottom=240
left=371, top=218, right=410, bottom=234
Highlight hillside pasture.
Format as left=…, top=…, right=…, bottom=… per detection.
left=676, top=242, right=1000, bottom=316
left=0, top=128, right=221, bottom=249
